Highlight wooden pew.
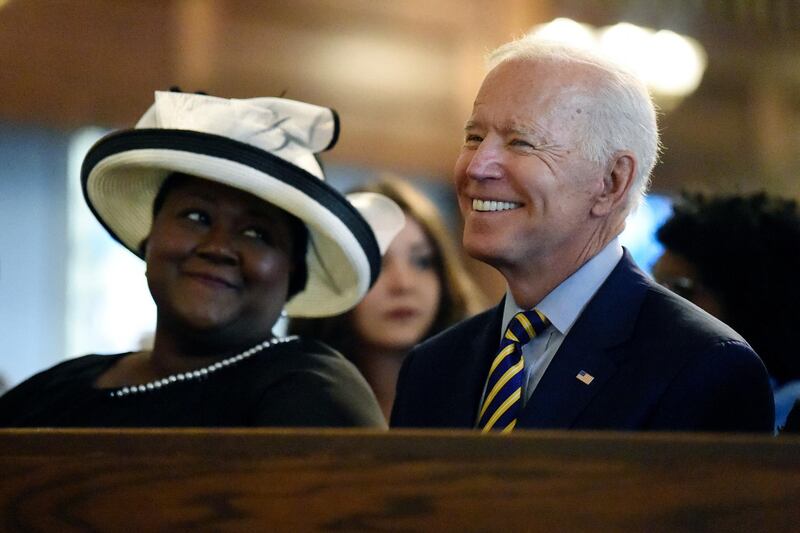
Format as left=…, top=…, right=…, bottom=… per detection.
left=1, top=429, right=799, bottom=531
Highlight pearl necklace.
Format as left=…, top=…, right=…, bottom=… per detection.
left=109, top=335, right=299, bottom=398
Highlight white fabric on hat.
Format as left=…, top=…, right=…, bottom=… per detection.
left=136, top=91, right=336, bottom=178
left=346, top=192, right=406, bottom=255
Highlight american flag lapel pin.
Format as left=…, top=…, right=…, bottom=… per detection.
left=576, top=370, right=594, bottom=385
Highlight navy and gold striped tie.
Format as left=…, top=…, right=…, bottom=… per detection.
left=477, top=309, right=550, bottom=433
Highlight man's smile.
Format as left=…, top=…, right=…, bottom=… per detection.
left=471, top=198, right=522, bottom=212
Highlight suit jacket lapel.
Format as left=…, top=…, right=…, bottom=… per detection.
left=440, top=301, right=505, bottom=427
left=518, top=251, right=650, bottom=429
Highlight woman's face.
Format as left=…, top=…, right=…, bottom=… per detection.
left=351, top=216, right=442, bottom=352
left=145, top=177, right=296, bottom=343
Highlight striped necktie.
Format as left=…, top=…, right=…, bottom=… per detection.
left=477, top=309, right=550, bottom=433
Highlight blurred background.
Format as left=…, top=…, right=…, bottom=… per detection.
left=1, top=0, right=799, bottom=387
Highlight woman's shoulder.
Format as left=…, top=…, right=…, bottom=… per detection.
left=258, top=335, right=353, bottom=372
left=0, top=353, right=128, bottom=424
left=49, top=353, right=126, bottom=371
left=8, top=353, right=127, bottom=390
left=242, top=336, right=385, bottom=427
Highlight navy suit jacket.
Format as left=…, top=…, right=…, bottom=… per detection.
left=391, top=252, right=774, bottom=432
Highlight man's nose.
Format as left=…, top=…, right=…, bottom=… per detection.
left=465, top=141, right=503, bottom=181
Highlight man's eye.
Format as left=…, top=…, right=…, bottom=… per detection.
left=464, top=134, right=483, bottom=144
left=510, top=139, right=534, bottom=149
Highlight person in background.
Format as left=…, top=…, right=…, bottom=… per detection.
left=290, top=177, right=487, bottom=420
left=0, top=90, right=404, bottom=428
left=655, top=192, right=800, bottom=433
left=783, top=400, right=800, bottom=433
left=390, top=36, right=774, bottom=433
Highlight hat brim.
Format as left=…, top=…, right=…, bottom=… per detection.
left=81, top=129, right=381, bottom=318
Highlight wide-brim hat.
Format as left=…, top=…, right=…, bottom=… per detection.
left=81, top=91, right=404, bottom=318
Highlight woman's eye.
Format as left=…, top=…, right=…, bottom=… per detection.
left=242, top=227, right=271, bottom=243
left=184, top=210, right=209, bottom=224
left=411, top=253, right=435, bottom=270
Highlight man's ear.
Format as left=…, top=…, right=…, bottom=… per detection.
left=591, top=151, right=636, bottom=217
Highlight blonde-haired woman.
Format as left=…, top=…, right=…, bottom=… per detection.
left=291, top=177, right=487, bottom=420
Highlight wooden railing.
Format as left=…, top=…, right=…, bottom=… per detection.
left=1, top=429, right=799, bottom=531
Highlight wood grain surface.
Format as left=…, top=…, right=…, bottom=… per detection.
left=1, top=429, right=798, bottom=531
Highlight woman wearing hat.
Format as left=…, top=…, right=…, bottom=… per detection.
left=0, top=91, right=403, bottom=428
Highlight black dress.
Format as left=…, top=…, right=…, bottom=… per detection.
left=0, top=337, right=385, bottom=428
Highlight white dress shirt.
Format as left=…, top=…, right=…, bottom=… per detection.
left=499, top=238, right=623, bottom=405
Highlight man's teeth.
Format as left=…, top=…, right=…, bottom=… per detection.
left=472, top=199, right=521, bottom=212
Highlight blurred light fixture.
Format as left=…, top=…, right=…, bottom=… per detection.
left=529, top=17, right=597, bottom=50
left=646, top=29, right=706, bottom=96
left=528, top=18, right=707, bottom=110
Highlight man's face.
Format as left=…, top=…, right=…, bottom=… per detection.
left=453, top=59, right=607, bottom=275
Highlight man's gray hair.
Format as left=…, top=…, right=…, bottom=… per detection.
left=487, top=36, right=661, bottom=211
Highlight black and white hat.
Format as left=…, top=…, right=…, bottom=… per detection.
left=81, top=91, right=404, bottom=317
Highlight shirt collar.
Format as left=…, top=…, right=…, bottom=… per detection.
left=502, top=238, right=623, bottom=336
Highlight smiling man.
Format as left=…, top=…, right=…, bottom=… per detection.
left=390, top=37, right=775, bottom=433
